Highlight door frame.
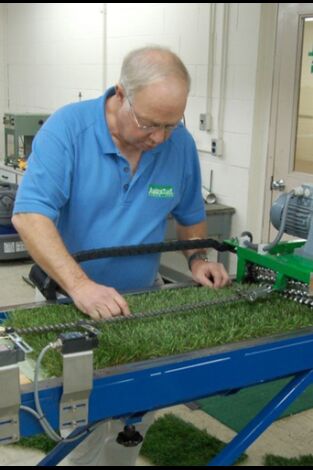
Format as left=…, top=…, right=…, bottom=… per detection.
left=262, top=3, right=313, bottom=241
left=245, top=3, right=278, bottom=243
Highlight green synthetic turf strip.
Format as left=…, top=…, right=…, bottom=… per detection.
left=196, top=378, right=313, bottom=432
left=264, top=454, right=313, bottom=466
left=4, top=284, right=313, bottom=378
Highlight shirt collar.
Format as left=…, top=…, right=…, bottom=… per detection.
left=94, top=86, right=119, bottom=155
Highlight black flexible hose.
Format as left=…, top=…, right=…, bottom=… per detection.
left=29, top=238, right=234, bottom=300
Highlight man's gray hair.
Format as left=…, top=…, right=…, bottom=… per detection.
left=120, top=46, right=190, bottom=98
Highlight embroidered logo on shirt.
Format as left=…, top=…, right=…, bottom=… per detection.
left=148, top=185, right=174, bottom=198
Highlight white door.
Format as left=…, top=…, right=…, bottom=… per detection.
left=265, top=4, right=313, bottom=240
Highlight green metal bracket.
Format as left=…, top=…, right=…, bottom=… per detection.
left=224, top=239, right=313, bottom=291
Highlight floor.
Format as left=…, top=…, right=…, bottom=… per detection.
left=0, top=261, right=313, bottom=466
left=0, top=259, right=35, bottom=308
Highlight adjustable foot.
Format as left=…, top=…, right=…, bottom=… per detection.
left=116, top=425, right=143, bottom=447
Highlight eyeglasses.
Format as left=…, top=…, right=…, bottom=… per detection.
left=126, top=95, right=183, bottom=133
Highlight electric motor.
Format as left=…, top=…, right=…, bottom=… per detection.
left=270, top=184, right=313, bottom=239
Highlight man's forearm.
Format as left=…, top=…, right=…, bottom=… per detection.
left=176, top=219, right=229, bottom=288
left=175, top=220, right=208, bottom=260
left=12, top=213, right=88, bottom=296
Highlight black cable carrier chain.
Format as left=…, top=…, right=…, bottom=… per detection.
left=30, top=238, right=235, bottom=300
left=72, top=238, right=233, bottom=262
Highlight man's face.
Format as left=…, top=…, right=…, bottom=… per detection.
left=117, top=79, right=188, bottom=151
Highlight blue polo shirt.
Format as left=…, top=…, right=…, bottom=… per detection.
left=14, top=87, right=205, bottom=291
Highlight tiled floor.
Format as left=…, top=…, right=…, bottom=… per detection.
left=0, top=404, right=312, bottom=466
left=0, top=259, right=34, bottom=308
left=0, top=262, right=312, bottom=466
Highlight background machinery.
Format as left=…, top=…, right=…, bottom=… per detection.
left=3, top=113, right=49, bottom=169
left=0, top=182, right=28, bottom=260
left=0, top=113, right=49, bottom=260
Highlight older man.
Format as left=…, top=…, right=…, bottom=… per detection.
left=12, top=46, right=229, bottom=465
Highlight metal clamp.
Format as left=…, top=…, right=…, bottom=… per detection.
left=0, top=340, right=26, bottom=444
left=236, top=285, right=274, bottom=303
left=59, top=331, right=98, bottom=437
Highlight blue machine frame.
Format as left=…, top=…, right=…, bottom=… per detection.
left=10, top=322, right=313, bottom=466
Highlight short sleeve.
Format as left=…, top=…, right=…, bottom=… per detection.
left=13, top=114, right=74, bottom=222
left=171, top=131, right=205, bottom=226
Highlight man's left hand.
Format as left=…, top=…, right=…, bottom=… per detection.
left=191, top=260, right=230, bottom=288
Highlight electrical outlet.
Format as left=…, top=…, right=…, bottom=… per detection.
left=211, top=138, right=223, bottom=156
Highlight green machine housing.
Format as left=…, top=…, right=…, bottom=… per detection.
left=227, top=238, right=313, bottom=291
left=226, top=185, right=313, bottom=293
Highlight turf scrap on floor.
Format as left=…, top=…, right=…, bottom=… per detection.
left=195, top=378, right=313, bottom=432
left=264, top=454, right=313, bottom=466
left=17, top=434, right=55, bottom=454
left=140, top=413, right=246, bottom=466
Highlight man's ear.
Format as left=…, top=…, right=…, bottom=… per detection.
left=115, top=84, right=124, bottom=103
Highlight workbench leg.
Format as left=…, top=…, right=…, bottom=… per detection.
left=208, top=369, right=313, bottom=466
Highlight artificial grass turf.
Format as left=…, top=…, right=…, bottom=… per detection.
left=4, top=284, right=313, bottom=378
left=140, top=413, right=246, bottom=466
left=263, top=454, right=313, bottom=466
left=196, top=377, right=313, bottom=432
left=17, top=435, right=56, bottom=454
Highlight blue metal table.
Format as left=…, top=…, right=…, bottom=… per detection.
left=14, top=324, right=313, bottom=466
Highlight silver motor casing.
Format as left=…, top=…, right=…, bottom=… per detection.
left=270, top=184, right=313, bottom=259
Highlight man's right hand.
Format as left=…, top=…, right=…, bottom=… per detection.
left=11, top=214, right=130, bottom=320
left=69, top=279, right=131, bottom=320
